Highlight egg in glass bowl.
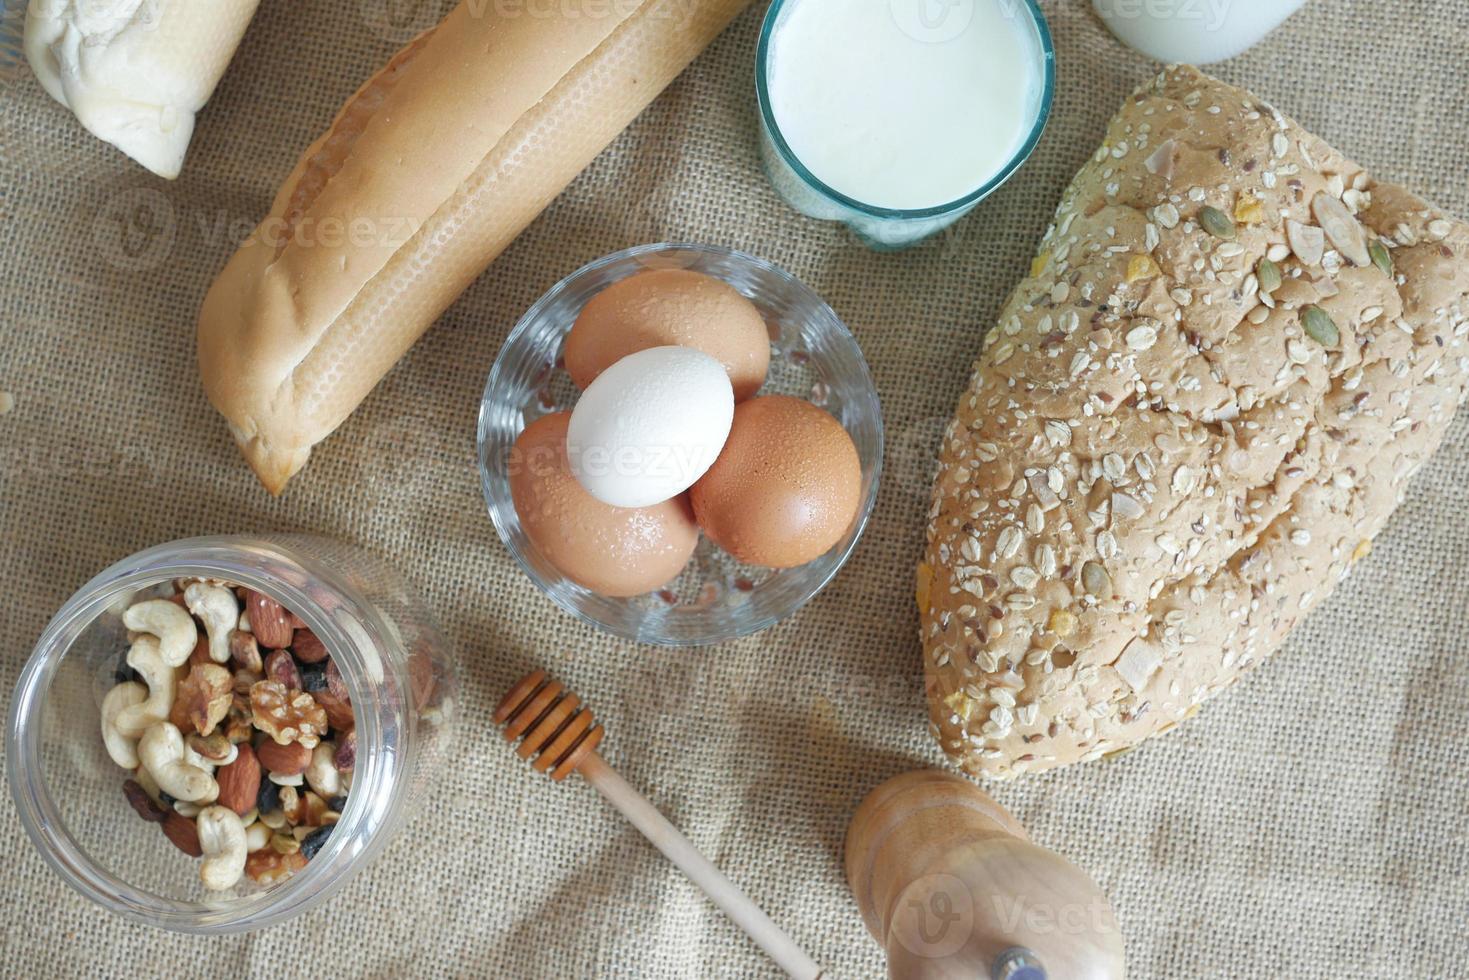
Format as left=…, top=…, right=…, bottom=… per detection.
left=478, top=243, right=883, bottom=646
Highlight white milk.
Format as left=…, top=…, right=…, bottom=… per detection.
left=764, top=0, right=1046, bottom=212
left=1092, top=0, right=1309, bottom=65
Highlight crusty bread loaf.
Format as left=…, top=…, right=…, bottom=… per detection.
left=197, top=0, right=748, bottom=494
left=921, top=66, right=1469, bottom=780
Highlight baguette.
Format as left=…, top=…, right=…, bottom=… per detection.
left=921, top=66, right=1469, bottom=780
left=198, top=0, right=748, bottom=493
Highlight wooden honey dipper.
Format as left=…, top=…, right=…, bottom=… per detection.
left=495, top=671, right=825, bottom=980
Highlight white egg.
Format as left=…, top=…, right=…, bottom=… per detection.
left=567, top=346, right=735, bottom=508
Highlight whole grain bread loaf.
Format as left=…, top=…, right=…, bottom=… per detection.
left=921, top=66, right=1469, bottom=780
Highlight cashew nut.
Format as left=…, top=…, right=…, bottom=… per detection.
left=112, top=637, right=175, bottom=738
left=197, top=806, right=248, bottom=891
left=138, top=722, right=219, bottom=803
left=100, top=682, right=147, bottom=768
left=122, top=599, right=198, bottom=668
left=185, top=583, right=239, bottom=664
left=305, top=741, right=341, bottom=798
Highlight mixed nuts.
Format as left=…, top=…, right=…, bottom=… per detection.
left=101, top=581, right=355, bottom=892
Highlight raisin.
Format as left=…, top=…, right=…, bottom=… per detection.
left=326, top=795, right=348, bottom=813
left=299, top=825, right=333, bottom=860
left=256, top=778, right=280, bottom=815
left=299, top=661, right=328, bottom=693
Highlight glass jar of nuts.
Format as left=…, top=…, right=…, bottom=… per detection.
left=6, top=535, right=457, bottom=932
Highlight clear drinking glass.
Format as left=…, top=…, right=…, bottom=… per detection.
left=478, top=243, right=884, bottom=647
left=7, top=535, right=458, bottom=932
left=755, top=0, right=1056, bottom=250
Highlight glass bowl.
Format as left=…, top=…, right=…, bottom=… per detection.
left=7, top=535, right=457, bottom=932
left=755, top=0, right=1055, bottom=250
left=478, top=243, right=883, bottom=646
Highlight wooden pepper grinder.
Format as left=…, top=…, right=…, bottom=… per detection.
left=846, top=771, right=1125, bottom=980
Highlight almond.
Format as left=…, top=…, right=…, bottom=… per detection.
left=291, top=629, right=329, bottom=664
left=161, top=811, right=202, bottom=857
left=246, top=590, right=294, bottom=649
left=216, top=744, right=262, bottom=816
left=186, top=633, right=213, bottom=669
left=314, top=689, right=355, bottom=733
left=257, top=739, right=311, bottom=777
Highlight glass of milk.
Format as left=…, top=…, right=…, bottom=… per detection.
left=757, top=0, right=1055, bottom=250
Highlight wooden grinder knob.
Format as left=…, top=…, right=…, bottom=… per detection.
left=846, top=771, right=1125, bottom=980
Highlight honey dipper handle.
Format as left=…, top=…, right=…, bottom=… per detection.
left=578, top=754, right=825, bottom=980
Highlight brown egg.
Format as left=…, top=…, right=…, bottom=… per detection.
left=565, top=269, right=771, bottom=401
left=509, top=413, right=699, bottom=597
left=691, top=396, right=862, bottom=569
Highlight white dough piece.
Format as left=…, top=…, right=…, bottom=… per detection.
left=25, top=0, right=261, bottom=178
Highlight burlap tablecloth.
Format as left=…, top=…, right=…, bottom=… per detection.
left=2, top=1, right=1466, bottom=976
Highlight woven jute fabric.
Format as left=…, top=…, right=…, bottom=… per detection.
left=2, top=1, right=1466, bottom=976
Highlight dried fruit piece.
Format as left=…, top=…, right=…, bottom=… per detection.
left=245, top=848, right=307, bottom=884
left=291, top=629, right=329, bottom=664
left=257, top=740, right=311, bottom=776
left=161, top=811, right=203, bottom=857
left=1369, top=239, right=1394, bottom=277
left=1047, top=609, right=1078, bottom=637
left=1256, top=258, right=1282, bottom=295
left=174, top=664, right=233, bottom=737
left=245, top=590, right=294, bottom=650
left=1302, top=305, right=1340, bottom=347
left=1199, top=206, right=1236, bottom=241
left=1233, top=193, right=1265, bottom=225
left=299, top=825, right=333, bottom=860
left=264, top=649, right=302, bottom=690
left=333, top=730, right=356, bottom=772
left=1125, top=255, right=1159, bottom=283
left=250, top=680, right=328, bottom=748
left=216, top=744, right=262, bottom=816
left=123, top=779, right=167, bottom=823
